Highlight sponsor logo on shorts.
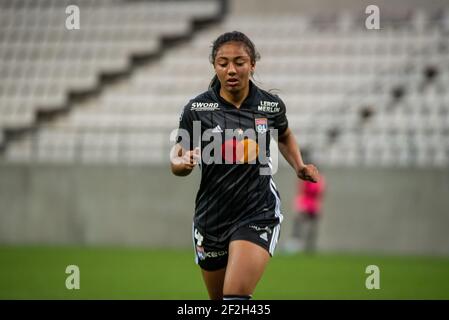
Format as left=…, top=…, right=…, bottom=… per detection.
left=249, top=225, right=272, bottom=234
left=194, top=229, right=204, bottom=246
left=204, top=250, right=227, bottom=258
left=196, top=245, right=206, bottom=261
left=196, top=246, right=227, bottom=260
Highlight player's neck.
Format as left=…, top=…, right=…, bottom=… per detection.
left=219, top=86, right=249, bottom=109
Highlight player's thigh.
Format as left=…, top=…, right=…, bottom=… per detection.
left=201, top=267, right=226, bottom=300
left=223, top=222, right=280, bottom=295
left=193, top=226, right=228, bottom=299
left=223, top=240, right=270, bottom=295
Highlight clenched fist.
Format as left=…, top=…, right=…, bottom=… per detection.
left=297, top=164, right=320, bottom=183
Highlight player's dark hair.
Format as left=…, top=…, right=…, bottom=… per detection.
left=210, top=31, right=260, bottom=65
left=209, top=31, right=260, bottom=88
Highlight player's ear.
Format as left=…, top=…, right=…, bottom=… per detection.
left=250, top=62, right=255, bottom=75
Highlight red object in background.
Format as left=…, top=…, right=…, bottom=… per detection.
left=294, top=177, right=326, bottom=216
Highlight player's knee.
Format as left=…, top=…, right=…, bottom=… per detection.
left=223, top=285, right=253, bottom=298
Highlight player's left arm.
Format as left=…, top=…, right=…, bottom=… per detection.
left=273, top=97, right=319, bottom=182
left=278, top=128, right=320, bottom=183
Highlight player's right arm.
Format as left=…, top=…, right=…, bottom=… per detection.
left=170, top=145, right=199, bottom=176
left=170, top=102, right=199, bottom=176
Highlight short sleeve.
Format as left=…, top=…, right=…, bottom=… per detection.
left=274, top=97, right=288, bottom=135
left=176, top=103, right=194, bottom=151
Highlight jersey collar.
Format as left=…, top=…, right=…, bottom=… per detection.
left=211, top=79, right=258, bottom=110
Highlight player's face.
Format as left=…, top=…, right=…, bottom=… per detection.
left=214, top=41, right=255, bottom=94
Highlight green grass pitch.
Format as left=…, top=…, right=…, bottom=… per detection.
left=1, top=246, right=448, bottom=299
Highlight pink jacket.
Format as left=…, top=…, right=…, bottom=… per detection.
left=294, top=177, right=326, bottom=215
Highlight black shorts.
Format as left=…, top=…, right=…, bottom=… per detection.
left=192, top=222, right=281, bottom=271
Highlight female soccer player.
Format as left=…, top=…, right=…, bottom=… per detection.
left=171, top=31, right=319, bottom=300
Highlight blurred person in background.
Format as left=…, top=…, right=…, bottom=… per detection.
left=171, top=31, right=320, bottom=300
left=286, top=150, right=326, bottom=254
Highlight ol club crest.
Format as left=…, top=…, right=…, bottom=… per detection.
left=255, top=118, right=268, bottom=134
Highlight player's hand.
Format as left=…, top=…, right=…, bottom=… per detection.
left=182, top=148, right=200, bottom=170
left=297, top=164, right=319, bottom=183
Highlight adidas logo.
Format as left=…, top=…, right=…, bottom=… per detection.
left=212, top=125, right=223, bottom=133
left=260, top=232, right=268, bottom=242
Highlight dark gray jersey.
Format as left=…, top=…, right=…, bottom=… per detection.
left=177, top=80, right=288, bottom=243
